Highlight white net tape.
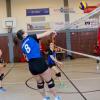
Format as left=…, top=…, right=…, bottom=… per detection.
left=56, top=45, right=100, bottom=61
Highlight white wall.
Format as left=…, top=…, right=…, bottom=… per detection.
left=68, top=0, right=100, bottom=23
left=11, top=0, right=65, bottom=32
left=0, top=0, right=7, bottom=34
left=0, top=0, right=99, bottom=33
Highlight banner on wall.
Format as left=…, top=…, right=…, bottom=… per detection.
left=83, top=2, right=100, bottom=13
left=84, top=6, right=97, bottom=13
left=27, top=22, right=50, bottom=31
left=52, top=7, right=75, bottom=14
left=51, top=22, right=66, bottom=30
left=26, top=8, right=49, bottom=16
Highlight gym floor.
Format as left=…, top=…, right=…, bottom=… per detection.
left=0, top=58, right=100, bottom=100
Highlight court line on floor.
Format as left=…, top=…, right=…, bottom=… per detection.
left=26, top=69, right=87, bottom=99
left=57, top=65, right=87, bottom=100
left=4, top=63, right=15, bottom=79
left=25, top=76, right=100, bottom=95
left=72, top=77, right=100, bottom=81
left=4, top=82, right=25, bottom=85
left=5, top=76, right=100, bottom=85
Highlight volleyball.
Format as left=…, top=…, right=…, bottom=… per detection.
left=79, top=1, right=88, bottom=10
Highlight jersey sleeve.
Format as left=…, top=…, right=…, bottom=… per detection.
left=48, top=49, right=53, bottom=55
left=30, top=34, right=39, bottom=42
left=0, top=58, right=4, bottom=63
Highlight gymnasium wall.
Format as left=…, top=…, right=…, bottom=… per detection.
left=0, top=0, right=99, bottom=62
left=11, top=0, right=65, bottom=32
left=71, top=31, right=97, bottom=58
left=0, top=0, right=65, bottom=62
left=67, top=0, right=100, bottom=58
left=0, top=0, right=7, bottom=34
left=0, top=0, right=99, bottom=33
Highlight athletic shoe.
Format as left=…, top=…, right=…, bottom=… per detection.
left=56, top=82, right=65, bottom=88
left=60, top=82, right=65, bottom=88
left=43, top=96, right=50, bottom=100
left=55, top=96, right=62, bottom=100
left=0, top=87, right=6, bottom=93
left=96, top=65, right=99, bottom=70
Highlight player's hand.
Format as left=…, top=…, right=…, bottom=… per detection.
left=57, top=61, right=63, bottom=67
left=3, top=64, right=7, bottom=67
left=52, top=31, right=57, bottom=36
left=49, top=30, right=57, bottom=36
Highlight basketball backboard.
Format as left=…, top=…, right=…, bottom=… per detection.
left=2, top=17, right=16, bottom=28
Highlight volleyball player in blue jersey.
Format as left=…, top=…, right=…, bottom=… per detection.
left=16, top=30, right=62, bottom=100
left=47, top=43, right=63, bottom=86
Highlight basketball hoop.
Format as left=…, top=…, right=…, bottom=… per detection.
left=2, top=17, right=16, bottom=29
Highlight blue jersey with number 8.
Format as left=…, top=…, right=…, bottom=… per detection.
left=21, top=35, right=41, bottom=60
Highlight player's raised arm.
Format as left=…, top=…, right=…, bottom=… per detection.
left=36, top=30, right=56, bottom=39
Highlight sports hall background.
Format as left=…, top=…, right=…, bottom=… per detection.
left=0, top=0, right=99, bottom=62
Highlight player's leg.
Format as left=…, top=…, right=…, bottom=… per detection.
left=33, top=75, right=46, bottom=97
left=52, top=66, right=62, bottom=83
left=28, top=58, right=50, bottom=100
left=96, top=59, right=99, bottom=70
left=40, top=68, right=62, bottom=100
